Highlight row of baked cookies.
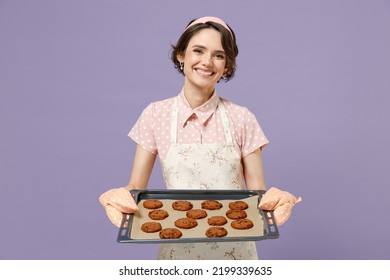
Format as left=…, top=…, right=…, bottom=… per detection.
left=148, top=208, right=250, bottom=222
left=140, top=199, right=254, bottom=239
left=144, top=199, right=249, bottom=211
left=142, top=222, right=253, bottom=239
left=141, top=222, right=229, bottom=239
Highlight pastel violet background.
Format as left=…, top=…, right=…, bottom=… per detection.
left=0, top=0, right=389, bottom=260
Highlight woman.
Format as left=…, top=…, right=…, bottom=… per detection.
left=99, top=16, right=301, bottom=260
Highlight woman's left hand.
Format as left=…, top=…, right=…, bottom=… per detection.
left=258, top=187, right=302, bottom=226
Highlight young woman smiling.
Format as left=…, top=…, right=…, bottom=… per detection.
left=99, top=16, right=301, bottom=260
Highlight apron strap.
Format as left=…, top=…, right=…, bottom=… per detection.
left=217, top=99, right=233, bottom=145
left=170, top=97, right=233, bottom=145
left=170, top=98, right=179, bottom=144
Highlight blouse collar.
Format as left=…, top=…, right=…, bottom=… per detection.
left=177, top=89, right=220, bottom=127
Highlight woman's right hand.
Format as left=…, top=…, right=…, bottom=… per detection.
left=258, top=187, right=302, bottom=226
left=99, top=187, right=139, bottom=227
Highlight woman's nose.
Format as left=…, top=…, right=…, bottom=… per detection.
left=201, top=54, right=213, bottom=66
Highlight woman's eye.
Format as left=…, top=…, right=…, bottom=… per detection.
left=193, top=49, right=203, bottom=54
left=215, top=54, right=225, bottom=59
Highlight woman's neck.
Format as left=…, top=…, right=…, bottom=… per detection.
left=183, top=84, right=215, bottom=109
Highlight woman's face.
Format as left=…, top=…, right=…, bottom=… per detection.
left=178, top=28, right=227, bottom=93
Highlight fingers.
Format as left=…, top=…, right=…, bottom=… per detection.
left=273, top=202, right=293, bottom=226
left=105, top=205, right=125, bottom=227
left=109, top=188, right=139, bottom=213
left=258, top=187, right=302, bottom=226
left=99, top=187, right=139, bottom=227
left=259, top=187, right=301, bottom=210
left=258, top=187, right=283, bottom=210
left=99, top=188, right=138, bottom=214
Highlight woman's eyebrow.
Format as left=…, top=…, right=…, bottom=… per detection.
left=191, top=44, right=225, bottom=53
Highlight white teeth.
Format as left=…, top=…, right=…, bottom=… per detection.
left=197, top=69, right=213, bottom=76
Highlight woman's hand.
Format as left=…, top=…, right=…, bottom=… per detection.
left=99, top=187, right=139, bottom=227
left=259, top=187, right=302, bottom=226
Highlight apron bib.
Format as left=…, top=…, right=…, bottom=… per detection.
left=157, top=98, right=258, bottom=260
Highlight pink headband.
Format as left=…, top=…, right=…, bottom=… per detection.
left=186, top=16, right=233, bottom=37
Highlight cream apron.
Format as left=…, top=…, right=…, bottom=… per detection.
left=157, top=97, right=258, bottom=260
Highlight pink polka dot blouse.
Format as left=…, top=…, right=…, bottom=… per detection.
left=128, top=90, right=269, bottom=163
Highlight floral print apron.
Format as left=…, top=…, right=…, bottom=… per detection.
left=157, top=98, right=258, bottom=260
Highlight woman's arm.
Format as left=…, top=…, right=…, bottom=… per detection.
left=99, top=145, right=156, bottom=227
left=124, top=144, right=157, bottom=190
left=242, top=148, right=266, bottom=190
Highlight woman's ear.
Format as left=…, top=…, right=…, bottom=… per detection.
left=176, top=52, right=184, bottom=63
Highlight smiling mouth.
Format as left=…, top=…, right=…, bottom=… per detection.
left=196, top=69, right=214, bottom=77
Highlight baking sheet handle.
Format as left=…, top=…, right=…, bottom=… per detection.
left=262, top=210, right=279, bottom=239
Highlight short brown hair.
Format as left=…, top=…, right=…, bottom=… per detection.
left=171, top=20, right=239, bottom=82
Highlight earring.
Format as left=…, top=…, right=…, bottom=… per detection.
left=222, top=70, right=229, bottom=81
left=180, top=62, right=184, bottom=71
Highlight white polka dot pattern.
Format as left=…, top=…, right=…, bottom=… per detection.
left=99, top=188, right=138, bottom=227
left=128, top=91, right=269, bottom=163
left=258, top=187, right=302, bottom=226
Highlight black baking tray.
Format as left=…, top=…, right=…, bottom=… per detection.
left=117, top=189, right=279, bottom=243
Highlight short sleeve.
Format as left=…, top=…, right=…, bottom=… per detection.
left=128, top=103, right=157, bottom=154
left=240, top=108, right=269, bottom=157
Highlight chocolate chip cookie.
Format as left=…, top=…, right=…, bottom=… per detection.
left=186, top=209, right=208, bottom=219
left=201, top=200, right=223, bottom=210
left=159, top=228, right=182, bottom=239
left=205, top=226, right=228, bottom=238
left=231, top=218, right=254, bottom=230
left=141, top=222, right=162, bottom=233
left=228, top=201, right=249, bottom=210
left=148, top=209, right=169, bottom=220
left=174, top=218, right=198, bottom=229
left=207, top=216, right=228, bottom=226
left=172, top=200, right=193, bottom=211
left=143, top=199, right=163, bottom=209
left=226, top=209, right=247, bottom=220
